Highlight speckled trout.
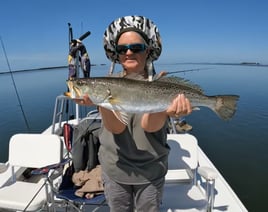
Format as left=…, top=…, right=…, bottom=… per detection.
left=65, top=77, right=239, bottom=124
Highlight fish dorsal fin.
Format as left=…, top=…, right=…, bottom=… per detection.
left=157, top=76, right=204, bottom=94
left=123, top=72, right=148, bottom=81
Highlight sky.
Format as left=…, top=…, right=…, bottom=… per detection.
left=0, top=0, right=268, bottom=72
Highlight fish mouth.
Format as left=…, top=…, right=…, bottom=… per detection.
left=64, top=91, right=71, bottom=97
left=66, top=81, right=82, bottom=98
left=72, top=86, right=82, bottom=97
left=64, top=90, right=83, bottom=100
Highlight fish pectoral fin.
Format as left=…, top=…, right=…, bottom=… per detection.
left=105, top=92, right=127, bottom=124
left=103, top=89, right=117, bottom=105
left=108, top=96, right=121, bottom=105
left=112, top=110, right=128, bottom=125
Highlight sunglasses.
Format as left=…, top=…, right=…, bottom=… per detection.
left=115, top=43, right=147, bottom=55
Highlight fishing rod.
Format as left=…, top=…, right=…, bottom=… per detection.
left=68, top=23, right=91, bottom=46
left=153, top=68, right=208, bottom=80
left=67, top=23, right=91, bottom=79
left=66, top=23, right=91, bottom=118
left=165, top=67, right=209, bottom=75
left=78, top=31, right=91, bottom=41
left=68, top=22, right=73, bottom=46
left=0, top=36, right=30, bottom=131
left=65, top=23, right=74, bottom=115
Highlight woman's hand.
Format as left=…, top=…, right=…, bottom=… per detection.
left=166, top=94, right=192, bottom=117
left=73, top=95, right=93, bottom=106
left=141, top=94, right=192, bottom=132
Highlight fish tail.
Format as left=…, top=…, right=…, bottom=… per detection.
left=212, top=95, right=240, bottom=120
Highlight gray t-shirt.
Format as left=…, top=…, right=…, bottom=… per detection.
left=98, top=113, right=170, bottom=184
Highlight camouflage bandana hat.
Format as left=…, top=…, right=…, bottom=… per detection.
left=103, top=15, right=162, bottom=63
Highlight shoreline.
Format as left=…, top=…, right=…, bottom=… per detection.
left=1, top=62, right=267, bottom=75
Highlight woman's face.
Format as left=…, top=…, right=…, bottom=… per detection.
left=117, top=31, right=149, bottom=74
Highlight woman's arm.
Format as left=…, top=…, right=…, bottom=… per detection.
left=75, top=95, right=126, bottom=134
left=141, top=94, right=192, bottom=132
left=99, top=107, right=126, bottom=134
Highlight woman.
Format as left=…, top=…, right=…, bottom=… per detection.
left=79, top=16, right=192, bottom=212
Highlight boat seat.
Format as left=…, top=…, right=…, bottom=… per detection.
left=50, top=118, right=107, bottom=212
left=162, top=134, right=218, bottom=212
left=0, top=133, right=63, bottom=211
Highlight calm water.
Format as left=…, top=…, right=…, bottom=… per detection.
left=1, top=64, right=268, bottom=211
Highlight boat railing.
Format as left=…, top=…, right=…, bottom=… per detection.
left=51, top=95, right=79, bottom=134
left=51, top=95, right=100, bottom=135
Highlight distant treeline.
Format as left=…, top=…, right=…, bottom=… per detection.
left=1, top=62, right=267, bottom=75
left=175, top=62, right=268, bottom=67
left=0, top=64, right=106, bottom=75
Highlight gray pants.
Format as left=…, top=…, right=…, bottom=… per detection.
left=102, top=172, right=164, bottom=212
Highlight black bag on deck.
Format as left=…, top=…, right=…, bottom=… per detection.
left=71, top=119, right=101, bottom=172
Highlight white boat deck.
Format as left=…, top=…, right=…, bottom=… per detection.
left=0, top=132, right=247, bottom=212
left=0, top=96, right=247, bottom=212
left=197, top=147, right=246, bottom=212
